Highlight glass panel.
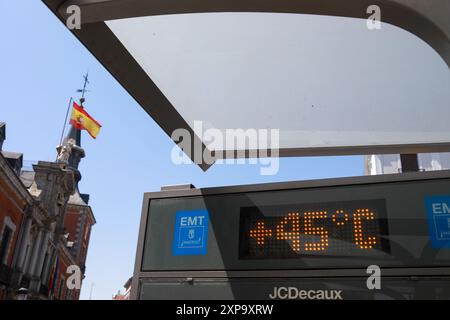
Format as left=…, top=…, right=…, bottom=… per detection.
left=107, top=13, right=450, bottom=151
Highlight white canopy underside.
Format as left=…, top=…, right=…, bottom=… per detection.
left=106, top=13, right=450, bottom=151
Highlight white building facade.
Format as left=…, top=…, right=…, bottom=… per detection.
left=365, top=153, right=450, bottom=175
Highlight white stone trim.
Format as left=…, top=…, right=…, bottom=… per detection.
left=3, top=216, right=16, bottom=233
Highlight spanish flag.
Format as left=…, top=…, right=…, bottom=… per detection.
left=48, top=255, right=59, bottom=298
left=70, top=102, right=102, bottom=139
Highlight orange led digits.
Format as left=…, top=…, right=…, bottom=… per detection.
left=249, top=221, right=272, bottom=246
left=353, top=209, right=378, bottom=249
left=332, top=210, right=349, bottom=226
left=241, top=200, right=387, bottom=259
left=303, top=211, right=329, bottom=251
left=276, top=212, right=301, bottom=252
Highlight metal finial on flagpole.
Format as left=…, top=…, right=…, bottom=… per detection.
left=77, top=72, right=90, bottom=106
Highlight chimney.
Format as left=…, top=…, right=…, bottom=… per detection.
left=0, top=122, right=5, bottom=151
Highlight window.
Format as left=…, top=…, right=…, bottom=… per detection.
left=0, top=226, right=13, bottom=264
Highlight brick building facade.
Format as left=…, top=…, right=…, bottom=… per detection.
left=0, top=121, right=96, bottom=299
left=0, top=123, right=29, bottom=299
left=112, top=277, right=132, bottom=300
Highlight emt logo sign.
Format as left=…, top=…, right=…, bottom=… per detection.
left=172, top=210, right=209, bottom=255
left=425, top=196, right=450, bottom=248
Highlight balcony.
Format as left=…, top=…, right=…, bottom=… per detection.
left=0, top=263, right=13, bottom=286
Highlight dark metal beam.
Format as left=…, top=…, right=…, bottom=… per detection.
left=58, top=0, right=450, bottom=67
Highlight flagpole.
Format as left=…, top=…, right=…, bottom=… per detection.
left=59, top=96, right=73, bottom=146
left=58, top=74, right=91, bottom=153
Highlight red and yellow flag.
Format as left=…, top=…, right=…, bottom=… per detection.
left=70, top=102, right=102, bottom=139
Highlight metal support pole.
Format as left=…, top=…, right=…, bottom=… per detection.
left=400, top=154, right=420, bottom=172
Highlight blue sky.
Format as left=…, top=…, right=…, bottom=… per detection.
left=0, top=1, right=368, bottom=299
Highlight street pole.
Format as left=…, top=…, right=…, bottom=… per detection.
left=400, top=154, right=420, bottom=172
left=89, top=282, right=95, bottom=300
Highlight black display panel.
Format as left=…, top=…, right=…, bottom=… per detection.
left=239, top=199, right=390, bottom=259
left=140, top=173, right=450, bottom=271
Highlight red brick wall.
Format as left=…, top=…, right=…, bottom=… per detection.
left=64, top=205, right=94, bottom=267
left=53, top=253, right=70, bottom=300
left=64, top=208, right=80, bottom=243
left=61, top=205, right=95, bottom=300
left=0, top=177, right=25, bottom=267
left=56, top=252, right=81, bottom=300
